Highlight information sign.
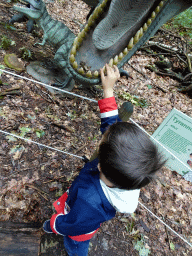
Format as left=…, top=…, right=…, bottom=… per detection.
left=152, top=108, right=192, bottom=181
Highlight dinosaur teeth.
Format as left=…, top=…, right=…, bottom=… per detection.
left=73, top=61, right=78, bottom=69
left=113, top=55, right=119, bottom=65
left=93, top=71, right=99, bottom=77
left=78, top=67, right=84, bottom=74
left=70, top=54, right=75, bottom=63
left=151, top=11, right=156, bottom=19
left=123, top=48, right=128, bottom=55
left=93, top=6, right=103, bottom=19
left=71, top=46, right=76, bottom=55
left=108, top=58, right=114, bottom=67
left=155, top=6, right=160, bottom=13
left=100, top=1, right=106, bottom=8
left=134, top=30, right=140, bottom=44
left=86, top=70, right=92, bottom=77
left=143, top=23, right=148, bottom=32
left=77, top=35, right=83, bottom=44
left=118, top=52, right=124, bottom=60
left=128, top=37, right=134, bottom=49
left=139, top=28, right=143, bottom=38
left=97, top=7, right=103, bottom=15
left=73, top=37, right=78, bottom=45
left=147, top=18, right=152, bottom=25
left=88, top=16, right=95, bottom=27
left=84, top=24, right=89, bottom=33
left=93, top=9, right=99, bottom=19
left=102, top=0, right=108, bottom=6
left=159, top=1, right=164, bottom=7
left=70, top=0, right=166, bottom=79
left=81, top=30, right=86, bottom=38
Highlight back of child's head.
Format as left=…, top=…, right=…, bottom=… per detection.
left=98, top=122, right=165, bottom=190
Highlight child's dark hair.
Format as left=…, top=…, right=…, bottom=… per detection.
left=98, top=122, right=165, bottom=190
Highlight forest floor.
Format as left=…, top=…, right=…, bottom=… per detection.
left=0, top=0, right=192, bottom=255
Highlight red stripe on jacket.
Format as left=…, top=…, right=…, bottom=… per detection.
left=50, top=191, right=99, bottom=241
left=98, top=97, right=118, bottom=113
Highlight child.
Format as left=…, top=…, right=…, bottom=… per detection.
left=43, top=64, right=165, bottom=256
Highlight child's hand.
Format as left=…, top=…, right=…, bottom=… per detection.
left=100, top=64, right=120, bottom=98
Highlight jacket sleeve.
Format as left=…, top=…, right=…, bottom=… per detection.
left=50, top=198, right=103, bottom=236
left=98, top=97, right=121, bottom=134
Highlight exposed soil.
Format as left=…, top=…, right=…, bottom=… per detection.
left=0, top=0, right=192, bottom=255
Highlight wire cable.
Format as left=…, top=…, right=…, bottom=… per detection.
left=1, top=70, right=192, bottom=247
left=0, top=69, right=97, bottom=103
left=1, top=128, right=191, bottom=247
left=139, top=201, right=192, bottom=247
left=0, top=129, right=83, bottom=159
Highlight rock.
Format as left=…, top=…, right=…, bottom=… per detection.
left=4, top=54, right=25, bottom=72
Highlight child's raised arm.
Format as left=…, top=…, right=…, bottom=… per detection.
left=100, top=64, right=120, bottom=99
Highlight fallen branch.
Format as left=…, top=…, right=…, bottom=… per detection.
left=147, top=41, right=192, bottom=58
left=0, top=86, right=21, bottom=96
left=51, top=122, right=74, bottom=133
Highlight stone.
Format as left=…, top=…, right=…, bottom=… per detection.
left=4, top=54, right=25, bottom=72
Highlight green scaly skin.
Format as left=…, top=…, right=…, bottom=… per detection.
left=13, top=0, right=191, bottom=89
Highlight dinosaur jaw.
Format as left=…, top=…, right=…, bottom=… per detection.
left=67, top=0, right=190, bottom=85
left=13, top=0, right=42, bottom=20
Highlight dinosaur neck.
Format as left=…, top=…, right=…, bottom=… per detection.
left=38, top=8, right=74, bottom=50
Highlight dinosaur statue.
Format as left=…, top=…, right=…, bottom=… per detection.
left=12, top=0, right=191, bottom=90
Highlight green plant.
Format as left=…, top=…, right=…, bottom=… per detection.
left=119, top=92, right=149, bottom=108
left=19, top=47, right=33, bottom=60
left=134, top=236, right=151, bottom=256
left=19, top=126, right=32, bottom=137
left=0, top=35, right=15, bottom=50
left=35, top=129, right=45, bottom=138
left=67, top=110, right=77, bottom=120
left=165, top=7, right=192, bottom=41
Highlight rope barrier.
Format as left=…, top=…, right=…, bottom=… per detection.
left=138, top=201, right=192, bottom=247
left=0, top=129, right=192, bottom=248
left=0, top=69, right=98, bottom=103
left=0, top=129, right=83, bottom=159
left=1, top=69, right=192, bottom=248
left=1, top=68, right=191, bottom=171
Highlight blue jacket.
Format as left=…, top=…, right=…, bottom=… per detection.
left=50, top=97, right=121, bottom=241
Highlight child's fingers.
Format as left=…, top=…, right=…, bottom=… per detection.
left=105, top=63, right=110, bottom=76
left=100, top=67, right=105, bottom=81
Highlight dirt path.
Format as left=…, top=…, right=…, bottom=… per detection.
left=0, top=0, right=192, bottom=255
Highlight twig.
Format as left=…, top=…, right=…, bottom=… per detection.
left=186, top=54, right=192, bottom=73
left=43, top=175, right=67, bottom=184
left=146, top=41, right=192, bottom=58
left=0, top=86, right=21, bottom=96
left=25, top=184, right=49, bottom=200
left=51, top=122, right=74, bottom=133
left=2, top=86, right=21, bottom=92
left=183, top=73, right=192, bottom=81
left=37, top=191, right=48, bottom=201
left=74, top=143, right=87, bottom=154
left=127, top=63, right=168, bottom=93
left=158, top=28, right=183, bottom=40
